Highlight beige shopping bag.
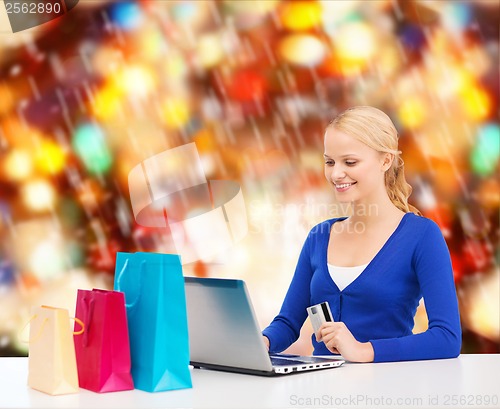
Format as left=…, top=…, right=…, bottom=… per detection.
left=26, top=305, right=84, bottom=395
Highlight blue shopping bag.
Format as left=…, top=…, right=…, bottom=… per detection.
left=113, top=252, right=192, bottom=392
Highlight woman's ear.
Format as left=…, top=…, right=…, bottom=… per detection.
left=381, top=153, right=394, bottom=172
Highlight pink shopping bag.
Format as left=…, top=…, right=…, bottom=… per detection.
left=74, top=289, right=134, bottom=393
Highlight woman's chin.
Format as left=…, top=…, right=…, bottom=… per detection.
left=334, top=194, right=355, bottom=203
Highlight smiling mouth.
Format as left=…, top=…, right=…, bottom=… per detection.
left=335, top=182, right=356, bottom=189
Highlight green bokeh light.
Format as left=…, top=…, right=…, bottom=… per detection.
left=72, top=123, right=113, bottom=175
left=470, top=123, right=500, bottom=176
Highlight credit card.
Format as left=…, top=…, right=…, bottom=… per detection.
left=307, top=301, right=333, bottom=336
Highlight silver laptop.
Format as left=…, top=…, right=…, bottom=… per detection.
left=184, top=276, right=345, bottom=376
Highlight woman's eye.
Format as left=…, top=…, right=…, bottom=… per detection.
left=346, top=161, right=357, bottom=166
left=325, top=160, right=334, bottom=166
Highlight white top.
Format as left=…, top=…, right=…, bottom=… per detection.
left=327, top=262, right=369, bottom=291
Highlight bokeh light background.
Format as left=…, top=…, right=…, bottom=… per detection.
left=0, top=0, right=498, bottom=357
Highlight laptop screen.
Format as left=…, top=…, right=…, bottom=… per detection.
left=184, top=277, right=273, bottom=372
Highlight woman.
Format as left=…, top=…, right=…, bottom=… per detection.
left=262, top=106, right=461, bottom=363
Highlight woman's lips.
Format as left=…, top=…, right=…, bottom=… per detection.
left=335, top=182, right=356, bottom=192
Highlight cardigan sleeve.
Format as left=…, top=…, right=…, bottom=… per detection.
left=262, top=232, right=314, bottom=353
left=369, top=219, right=462, bottom=362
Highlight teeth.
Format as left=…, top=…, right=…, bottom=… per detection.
left=336, top=183, right=354, bottom=189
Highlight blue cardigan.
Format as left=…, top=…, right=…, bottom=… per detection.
left=262, top=213, right=462, bottom=362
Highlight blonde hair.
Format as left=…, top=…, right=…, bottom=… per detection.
left=327, top=106, right=420, bottom=215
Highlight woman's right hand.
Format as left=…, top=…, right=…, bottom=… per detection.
left=262, top=335, right=270, bottom=351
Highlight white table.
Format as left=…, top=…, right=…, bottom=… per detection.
left=0, top=355, right=499, bottom=409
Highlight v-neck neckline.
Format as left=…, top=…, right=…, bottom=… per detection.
left=324, top=213, right=412, bottom=293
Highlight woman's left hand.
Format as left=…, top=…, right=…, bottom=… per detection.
left=317, top=321, right=374, bottom=363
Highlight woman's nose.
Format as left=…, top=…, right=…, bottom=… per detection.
left=330, top=165, right=345, bottom=181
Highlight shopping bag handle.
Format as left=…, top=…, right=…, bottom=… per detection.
left=18, top=315, right=48, bottom=344
left=19, top=314, right=84, bottom=344
left=71, top=317, right=85, bottom=335
left=115, top=258, right=144, bottom=309
left=79, top=297, right=94, bottom=346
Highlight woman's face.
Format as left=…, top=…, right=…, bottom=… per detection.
left=324, top=127, right=390, bottom=204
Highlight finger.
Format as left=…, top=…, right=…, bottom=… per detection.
left=325, top=322, right=345, bottom=331
left=318, top=322, right=341, bottom=342
left=330, top=343, right=340, bottom=354
left=316, top=327, right=329, bottom=342
left=327, top=340, right=338, bottom=354
left=319, top=324, right=336, bottom=338
left=317, top=329, right=327, bottom=342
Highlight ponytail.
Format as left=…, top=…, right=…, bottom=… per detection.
left=385, top=156, right=421, bottom=215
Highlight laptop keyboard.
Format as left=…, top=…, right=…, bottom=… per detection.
left=270, top=354, right=342, bottom=366
left=270, top=357, right=309, bottom=366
